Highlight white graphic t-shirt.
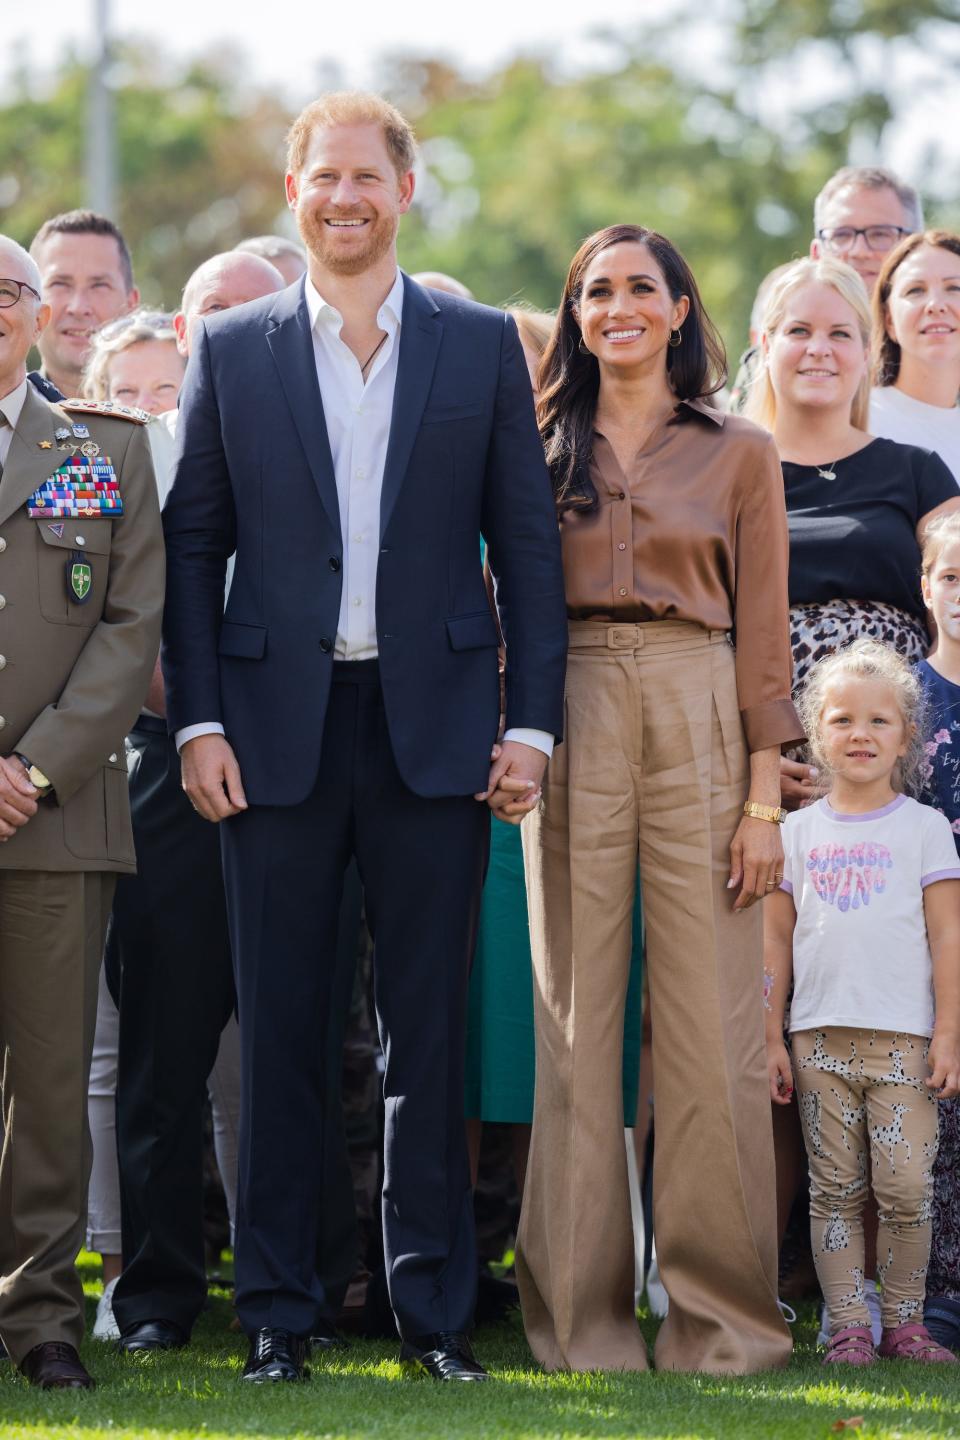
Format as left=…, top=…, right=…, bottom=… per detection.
left=781, top=794, right=960, bottom=1037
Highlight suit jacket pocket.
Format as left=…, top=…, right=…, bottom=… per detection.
left=421, top=402, right=484, bottom=425
left=218, top=621, right=267, bottom=659
left=446, top=611, right=499, bottom=650
left=63, top=755, right=134, bottom=865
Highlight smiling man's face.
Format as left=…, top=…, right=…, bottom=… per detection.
left=33, top=230, right=138, bottom=392
left=286, top=123, right=414, bottom=278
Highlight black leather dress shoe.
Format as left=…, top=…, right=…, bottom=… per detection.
left=400, top=1331, right=489, bottom=1381
left=118, top=1319, right=188, bottom=1353
left=20, top=1341, right=95, bottom=1389
left=242, top=1327, right=309, bottom=1382
left=309, top=1321, right=349, bottom=1352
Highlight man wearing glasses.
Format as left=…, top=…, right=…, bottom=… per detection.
left=811, top=164, right=922, bottom=294
left=0, top=236, right=164, bottom=1390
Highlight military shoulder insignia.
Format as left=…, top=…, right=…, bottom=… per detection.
left=61, top=398, right=150, bottom=425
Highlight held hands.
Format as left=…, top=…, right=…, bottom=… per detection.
left=475, top=740, right=547, bottom=825
left=180, top=734, right=248, bottom=823
left=926, top=1031, right=960, bottom=1100
left=767, top=1039, right=794, bottom=1106
left=728, top=815, right=785, bottom=911
left=781, top=756, right=818, bottom=811
left=0, top=755, right=39, bottom=841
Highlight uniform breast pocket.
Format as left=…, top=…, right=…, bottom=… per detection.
left=35, top=520, right=113, bottom=626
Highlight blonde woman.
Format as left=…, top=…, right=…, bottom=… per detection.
left=83, top=311, right=185, bottom=414
left=746, top=256, right=960, bottom=809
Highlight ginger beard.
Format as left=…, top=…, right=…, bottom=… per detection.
left=295, top=203, right=398, bottom=277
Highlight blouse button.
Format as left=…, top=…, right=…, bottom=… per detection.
left=618, top=542, right=626, bottom=551
left=617, top=491, right=626, bottom=500
left=618, top=587, right=628, bottom=597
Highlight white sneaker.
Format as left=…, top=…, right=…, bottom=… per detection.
left=818, top=1278, right=882, bottom=1346
left=92, top=1276, right=120, bottom=1341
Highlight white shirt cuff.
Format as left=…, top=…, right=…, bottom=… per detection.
left=175, top=722, right=225, bottom=752
left=503, top=727, right=555, bottom=759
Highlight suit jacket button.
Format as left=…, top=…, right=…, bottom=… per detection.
left=319, top=637, right=332, bottom=653
left=329, top=557, right=341, bottom=572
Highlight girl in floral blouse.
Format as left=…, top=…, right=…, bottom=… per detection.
left=918, top=510, right=960, bottom=1351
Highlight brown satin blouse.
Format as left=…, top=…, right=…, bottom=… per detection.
left=559, top=398, right=804, bottom=753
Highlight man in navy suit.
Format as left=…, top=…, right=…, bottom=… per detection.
left=161, top=91, right=567, bottom=1383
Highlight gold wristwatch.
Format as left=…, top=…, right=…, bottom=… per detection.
left=13, top=753, right=53, bottom=798
left=743, top=801, right=787, bottom=825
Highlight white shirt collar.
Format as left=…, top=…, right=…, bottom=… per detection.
left=0, top=378, right=29, bottom=431
left=305, top=269, right=405, bottom=338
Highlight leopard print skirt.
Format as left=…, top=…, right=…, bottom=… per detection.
left=790, top=598, right=929, bottom=698
left=787, top=599, right=929, bottom=762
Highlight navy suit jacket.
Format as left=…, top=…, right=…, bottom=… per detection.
left=161, top=274, right=567, bottom=805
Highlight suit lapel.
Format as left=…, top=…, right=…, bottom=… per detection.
left=0, top=383, right=73, bottom=527
left=265, top=283, right=341, bottom=536
left=379, top=277, right=442, bottom=542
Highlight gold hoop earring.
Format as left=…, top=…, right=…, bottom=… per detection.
left=668, top=328, right=683, bottom=348
left=578, top=335, right=591, bottom=356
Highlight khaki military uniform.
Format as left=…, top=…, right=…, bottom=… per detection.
left=0, top=382, right=164, bottom=1365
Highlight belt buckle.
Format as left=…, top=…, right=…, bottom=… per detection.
left=608, top=625, right=636, bottom=650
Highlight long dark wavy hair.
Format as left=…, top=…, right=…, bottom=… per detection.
left=537, top=224, right=727, bottom=511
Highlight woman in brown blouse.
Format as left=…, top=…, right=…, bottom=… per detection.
left=516, top=224, right=804, bottom=1375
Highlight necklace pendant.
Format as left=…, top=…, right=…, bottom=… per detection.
left=816, top=466, right=837, bottom=481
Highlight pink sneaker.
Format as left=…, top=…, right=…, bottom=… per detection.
left=822, top=1325, right=876, bottom=1366
left=878, top=1323, right=958, bottom=1364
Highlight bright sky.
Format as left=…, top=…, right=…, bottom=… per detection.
left=7, top=0, right=655, bottom=97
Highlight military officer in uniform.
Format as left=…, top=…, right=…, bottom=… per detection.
left=0, top=235, right=164, bottom=1389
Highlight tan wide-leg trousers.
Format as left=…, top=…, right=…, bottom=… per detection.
left=0, top=870, right=113, bottom=1365
left=517, top=621, right=791, bottom=1374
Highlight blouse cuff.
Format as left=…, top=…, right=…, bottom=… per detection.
left=740, top=698, right=806, bottom=754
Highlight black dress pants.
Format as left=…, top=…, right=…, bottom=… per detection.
left=222, top=661, right=489, bottom=1340
left=108, top=718, right=237, bottom=1335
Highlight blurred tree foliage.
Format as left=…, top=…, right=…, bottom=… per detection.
left=1, top=2, right=957, bottom=357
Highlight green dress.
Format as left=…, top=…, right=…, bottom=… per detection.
left=464, top=814, right=644, bottom=1124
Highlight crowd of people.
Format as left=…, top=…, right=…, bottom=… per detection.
left=1, top=86, right=959, bottom=1395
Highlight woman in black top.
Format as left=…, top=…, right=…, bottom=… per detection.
left=746, top=255, right=960, bottom=808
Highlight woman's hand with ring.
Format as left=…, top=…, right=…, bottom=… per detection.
left=729, top=816, right=785, bottom=911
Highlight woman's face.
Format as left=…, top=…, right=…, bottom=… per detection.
left=885, top=243, right=960, bottom=376
left=763, top=281, right=867, bottom=418
left=575, top=242, right=688, bottom=374
left=107, top=338, right=185, bottom=415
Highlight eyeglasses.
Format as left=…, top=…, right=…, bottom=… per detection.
left=0, top=277, right=41, bottom=308
left=817, top=225, right=911, bottom=254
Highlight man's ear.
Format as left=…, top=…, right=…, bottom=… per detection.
left=173, top=312, right=189, bottom=358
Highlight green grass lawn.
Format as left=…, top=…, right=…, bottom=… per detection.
left=1, top=1256, right=959, bottom=1439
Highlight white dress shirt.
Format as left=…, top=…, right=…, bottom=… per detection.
left=176, top=274, right=552, bottom=759
left=0, top=378, right=28, bottom=467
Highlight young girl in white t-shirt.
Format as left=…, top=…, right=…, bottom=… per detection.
left=765, top=638, right=960, bottom=1366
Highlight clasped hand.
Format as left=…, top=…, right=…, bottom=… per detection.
left=0, top=755, right=39, bottom=841
left=475, top=740, right=547, bottom=825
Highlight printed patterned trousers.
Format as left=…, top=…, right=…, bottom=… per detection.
left=792, top=1026, right=939, bottom=1334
